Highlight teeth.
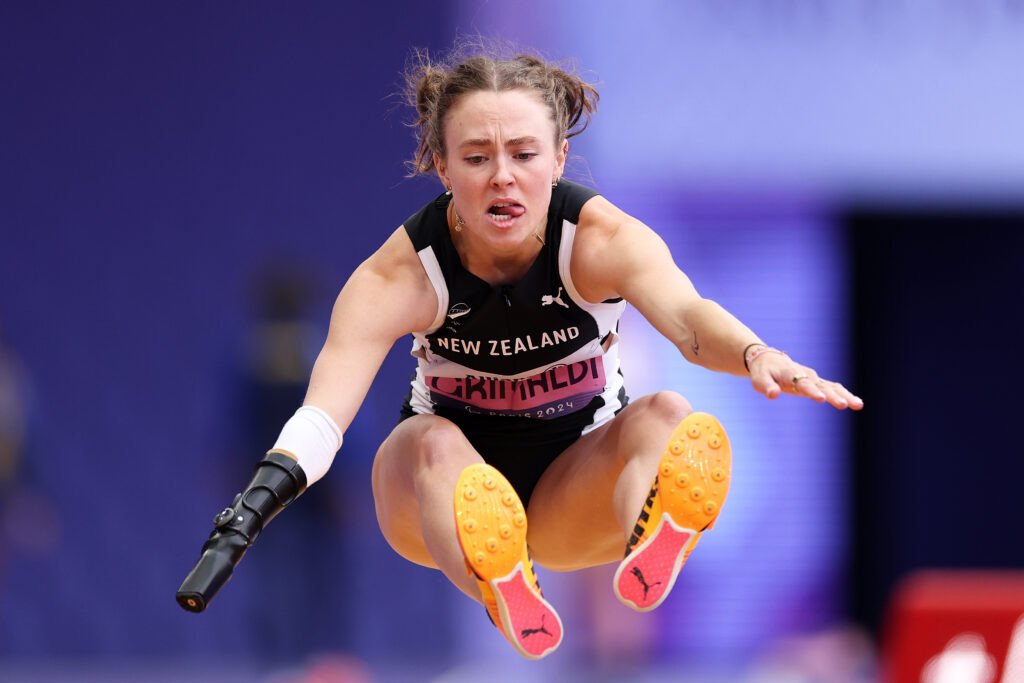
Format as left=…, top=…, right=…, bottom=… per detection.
left=488, top=202, right=518, bottom=222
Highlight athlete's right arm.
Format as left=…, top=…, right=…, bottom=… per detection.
left=304, top=226, right=439, bottom=433
left=176, top=226, right=437, bottom=613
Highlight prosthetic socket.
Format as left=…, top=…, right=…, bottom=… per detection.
left=176, top=451, right=307, bottom=613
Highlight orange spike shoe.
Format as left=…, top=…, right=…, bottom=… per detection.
left=454, top=463, right=563, bottom=659
left=613, top=412, right=731, bottom=612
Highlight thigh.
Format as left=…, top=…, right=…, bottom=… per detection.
left=526, top=391, right=692, bottom=570
left=371, top=413, right=483, bottom=569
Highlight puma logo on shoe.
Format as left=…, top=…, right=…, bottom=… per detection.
left=631, top=567, right=662, bottom=600
left=521, top=614, right=553, bottom=639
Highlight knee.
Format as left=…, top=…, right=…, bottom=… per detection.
left=616, top=391, right=692, bottom=464
left=415, top=418, right=472, bottom=471
left=634, top=391, right=692, bottom=425
left=374, top=416, right=470, bottom=487
left=395, top=416, right=479, bottom=497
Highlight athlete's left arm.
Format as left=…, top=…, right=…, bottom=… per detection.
left=571, top=196, right=862, bottom=409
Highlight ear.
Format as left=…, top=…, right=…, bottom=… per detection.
left=434, top=152, right=450, bottom=189
left=555, top=139, right=569, bottom=178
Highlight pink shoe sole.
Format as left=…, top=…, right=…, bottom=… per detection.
left=613, top=412, right=731, bottom=611
left=492, top=562, right=563, bottom=659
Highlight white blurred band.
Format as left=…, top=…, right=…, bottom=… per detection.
left=271, top=405, right=342, bottom=485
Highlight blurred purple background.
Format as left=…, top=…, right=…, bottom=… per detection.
left=2, top=2, right=1022, bottom=681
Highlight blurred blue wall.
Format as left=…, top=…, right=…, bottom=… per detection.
left=0, top=0, right=457, bottom=671
left=465, top=0, right=1024, bottom=200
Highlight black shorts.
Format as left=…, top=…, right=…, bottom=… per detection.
left=398, top=398, right=613, bottom=507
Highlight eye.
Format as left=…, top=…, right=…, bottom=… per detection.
left=465, top=155, right=486, bottom=165
left=514, top=152, right=538, bottom=161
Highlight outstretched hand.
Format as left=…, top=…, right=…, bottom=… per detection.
left=749, top=351, right=863, bottom=410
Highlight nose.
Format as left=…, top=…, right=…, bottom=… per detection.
left=490, top=156, right=515, bottom=188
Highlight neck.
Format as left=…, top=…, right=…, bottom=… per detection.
left=449, top=211, right=548, bottom=287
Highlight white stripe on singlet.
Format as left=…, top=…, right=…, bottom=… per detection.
left=407, top=246, right=449, bottom=416
left=557, top=219, right=628, bottom=432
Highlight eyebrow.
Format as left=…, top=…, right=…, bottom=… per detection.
left=459, top=136, right=540, bottom=149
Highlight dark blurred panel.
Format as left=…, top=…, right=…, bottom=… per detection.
left=847, top=208, right=1024, bottom=633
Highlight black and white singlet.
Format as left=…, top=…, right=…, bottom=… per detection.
left=400, top=180, right=628, bottom=441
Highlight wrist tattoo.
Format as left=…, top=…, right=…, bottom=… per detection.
left=691, top=331, right=700, bottom=356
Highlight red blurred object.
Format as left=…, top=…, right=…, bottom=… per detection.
left=883, top=570, right=1024, bottom=683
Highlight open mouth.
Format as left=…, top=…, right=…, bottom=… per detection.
left=488, top=201, right=526, bottom=223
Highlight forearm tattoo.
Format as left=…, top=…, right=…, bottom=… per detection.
left=691, top=331, right=700, bottom=356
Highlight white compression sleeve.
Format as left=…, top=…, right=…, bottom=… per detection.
left=270, top=405, right=342, bottom=485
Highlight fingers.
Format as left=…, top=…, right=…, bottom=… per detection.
left=816, top=378, right=864, bottom=410
left=793, top=375, right=826, bottom=402
left=751, top=366, right=784, bottom=400
left=792, top=375, right=864, bottom=410
left=751, top=364, right=863, bottom=410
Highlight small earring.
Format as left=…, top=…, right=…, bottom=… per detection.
left=552, top=178, right=559, bottom=188
left=445, top=186, right=452, bottom=196
left=453, top=207, right=465, bottom=232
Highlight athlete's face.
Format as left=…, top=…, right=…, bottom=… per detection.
left=435, top=89, right=567, bottom=253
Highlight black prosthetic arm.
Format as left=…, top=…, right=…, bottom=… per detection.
left=176, top=451, right=307, bottom=613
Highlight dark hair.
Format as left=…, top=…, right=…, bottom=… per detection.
left=403, top=43, right=600, bottom=176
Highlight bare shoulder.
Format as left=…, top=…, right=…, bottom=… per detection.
left=362, top=225, right=429, bottom=281
left=577, top=194, right=632, bottom=240
left=571, top=195, right=670, bottom=302
left=335, top=226, right=439, bottom=339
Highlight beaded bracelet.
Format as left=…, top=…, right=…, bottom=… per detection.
left=743, top=343, right=787, bottom=371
